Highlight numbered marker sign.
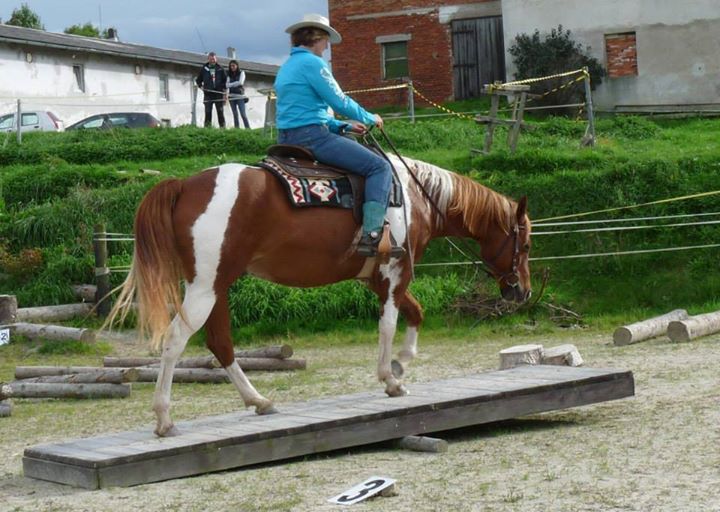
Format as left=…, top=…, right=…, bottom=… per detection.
left=328, top=476, right=396, bottom=506
left=0, top=328, right=9, bottom=346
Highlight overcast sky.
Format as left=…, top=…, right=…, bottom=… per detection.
left=1, top=1, right=329, bottom=65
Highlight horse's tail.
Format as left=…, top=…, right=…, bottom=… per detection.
left=104, top=178, right=185, bottom=351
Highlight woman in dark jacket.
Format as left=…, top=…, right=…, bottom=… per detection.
left=227, top=60, right=250, bottom=129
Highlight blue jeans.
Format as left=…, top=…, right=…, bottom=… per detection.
left=277, top=124, right=392, bottom=205
left=229, top=98, right=250, bottom=128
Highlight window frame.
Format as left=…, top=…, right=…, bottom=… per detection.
left=159, top=73, right=170, bottom=101
left=72, top=64, right=86, bottom=92
left=381, top=40, right=410, bottom=81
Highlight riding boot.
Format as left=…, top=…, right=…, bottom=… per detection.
left=357, top=201, right=406, bottom=257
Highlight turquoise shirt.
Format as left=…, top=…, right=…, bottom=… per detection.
left=274, top=47, right=375, bottom=133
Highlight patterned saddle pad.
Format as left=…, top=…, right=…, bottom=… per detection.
left=258, top=145, right=402, bottom=223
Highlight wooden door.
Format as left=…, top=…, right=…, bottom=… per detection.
left=452, top=16, right=506, bottom=99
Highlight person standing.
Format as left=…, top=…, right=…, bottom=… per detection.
left=195, top=52, right=227, bottom=128
left=227, top=60, right=251, bottom=129
left=274, top=14, right=401, bottom=257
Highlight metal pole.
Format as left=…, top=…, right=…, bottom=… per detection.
left=93, top=224, right=111, bottom=316
left=407, top=81, right=415, bottom=123
left=582, top=67, right=596, bottom=147
left=16, top=99, right=22, bottom=144
left=191, top=83, right=197, bottom=126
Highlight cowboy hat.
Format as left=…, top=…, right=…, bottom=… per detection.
left=285, top=13, right=342, bottom=44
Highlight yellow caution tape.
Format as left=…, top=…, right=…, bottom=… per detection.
left=411, top=87, right=476, bottom=121
left=345, top=84, right=409, bottom=95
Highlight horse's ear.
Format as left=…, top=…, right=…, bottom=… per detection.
left=516, top=195, right=528, bottom=222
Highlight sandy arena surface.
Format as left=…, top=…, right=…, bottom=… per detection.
left=1, top=327, right=718, bottom=511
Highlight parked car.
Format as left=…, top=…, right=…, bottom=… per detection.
left=0, top=111, right=64, bottom=133
left=66, top=112, right=162, bottom=130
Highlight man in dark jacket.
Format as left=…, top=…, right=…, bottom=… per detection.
left=195, top=52, right=227, bottom=127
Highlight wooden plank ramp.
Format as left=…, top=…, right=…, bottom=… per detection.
left=23, top=365, right=634, bottom=489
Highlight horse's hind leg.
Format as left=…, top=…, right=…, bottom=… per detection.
left=391, top=290, right=424, bottom=378
left=205, top=292, right=276, bottom=414
left=154, top=281, right=215, bottom=437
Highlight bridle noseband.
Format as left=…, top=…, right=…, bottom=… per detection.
left=484, top=221, right=528, bottom=290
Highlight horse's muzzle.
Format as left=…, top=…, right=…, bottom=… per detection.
left=501, top=285, right=532, bottom=303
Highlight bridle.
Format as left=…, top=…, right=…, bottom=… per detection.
left=483, top=220, right=528, bottom=291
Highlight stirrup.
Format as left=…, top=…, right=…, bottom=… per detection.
left=357, top=231, right=381, bottom=257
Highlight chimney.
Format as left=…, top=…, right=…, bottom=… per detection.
left=227, top=46, right=236, bottom=59
left=106, top=27, right=119, bottom=41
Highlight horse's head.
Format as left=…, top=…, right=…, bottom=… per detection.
left=480, top=196, right=532, bottom=303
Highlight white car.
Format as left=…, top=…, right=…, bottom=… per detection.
left=0, top=111, right=64, bottom=133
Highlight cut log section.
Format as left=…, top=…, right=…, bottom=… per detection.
left=667, top=310, right=720, bottom=342
left=396, top=435, right=448, bottom=453
left=16, top=303, right=94, bottom=322
left=18, top=368, right=139, bottom=384
left=499, top=344, right=543, bottom=369
left=9, top=323, right=95, bottom=343
left=613, top=309, right=689, bottom=346
left=0, top=400, right=11, bottom=417
left=0, top=382, right=130, bottom=400
left=0, top=295, right=18, bottom=323
left=71, top=284, right=97, bottom=303
left=541, top=344, right=584, bottom=367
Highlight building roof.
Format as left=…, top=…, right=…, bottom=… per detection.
left=0, top=24, right=279, bottom=76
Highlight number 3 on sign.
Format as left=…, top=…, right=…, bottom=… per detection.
left=328, top=476, right=396, bottom=505
left=0, top=328, right=9, bottom=346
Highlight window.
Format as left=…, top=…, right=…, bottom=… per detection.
left=0, top=114, right=14, bottom=129
left=605, top=32, right=638, bottom=78
left=73, top=64, right=86, bottom=92
left=161, top=118, right=171, bottom=128
left=80, top=116, right=105, bottom=129
left=159, top=74, right=169, bottom=100
left=21, top=113, right=39, bottom=126
left=382, top=41, right=409, bottom=80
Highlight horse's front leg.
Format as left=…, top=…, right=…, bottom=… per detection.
left=377, top=297, right=408, bottom=397
left=391, top=290, right=424, bottom=378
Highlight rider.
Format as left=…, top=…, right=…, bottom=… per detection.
left=274, top=13, right=400, bottom=257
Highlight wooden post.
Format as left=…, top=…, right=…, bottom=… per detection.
left=613, top=309, right=689, bottom=345
left=508, top=91, right=528, bottom=153
left=407, top=80, right=415, bottom=123
left=191, top=82, right=198, bottom=126
left=93, top=224, right=111, bottom=316
left=483, top=86, right=501, bottom=153
left=16, top=99, right=22, bottom=144
left=582, top=67, right=596, bottom=147
left=0, top=295, right=18, bottom=324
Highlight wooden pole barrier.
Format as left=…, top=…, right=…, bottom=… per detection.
left=15, top=303, right=93, bottom=322
left=15, top=367, right=139, bottom=380
left=613, top=309, right=689, bottom=346
left=0, top=295, right=18, bottom=324
left=103, top=346, right=296, bottom=368
left=499, top=344, right=543, bottom=369
left=93, top=224, right=111, bottom=316
left=103, top=355, right=221, bottom=369
left=10, top=323, right=96, bottom=343
left=18, top=369, right=139, bottom=384
left=14, top=366, right=228, bottom=384
left=667, top=310, right=720, bottom=342
left=0, top=382, right=130, bottom=400
left=407, top=81, right=415, bottom=123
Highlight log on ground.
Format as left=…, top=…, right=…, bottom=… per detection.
left=71, top=284, right=97, bottom=303
left=0, top=400, right=11, bottom=417
left=396, top=435, right=448, bottom=453
left=15, top=303, right=94, bottom=323
left=541, top=344, right=584, bottom=367
left=10, top=323, right=95, bottom=343
left=15, top=366, right=138, bottom=380
left=667, top=310, right=720, bottom=342
left=0, top=382, right=130, bottom=400
left=133, top=368, right=229, bottom=383
left=499, top=344, right=543, bottom=369
left=18, top=368, right=139, bottom=384
left=613, top=309, right=689, bottom=346
left=0, top=295, right=18, bottom=323
left=103, top=356, right=305, bottom=371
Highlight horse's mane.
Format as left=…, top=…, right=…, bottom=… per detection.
left=397, top=157, right=513, bottom=235
left=448, top=174, right=513, bottom=236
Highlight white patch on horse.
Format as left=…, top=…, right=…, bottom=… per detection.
left=377, top=261, right=402, bottom=385
left=191, top=164, right=244, bottom=290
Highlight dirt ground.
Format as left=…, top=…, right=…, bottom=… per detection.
left=0, top=325, right=718, bottom=512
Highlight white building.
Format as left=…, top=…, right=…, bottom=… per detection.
left=501, top=0, right=720, bottom=111
left=0, top=24, right=278, bottom=128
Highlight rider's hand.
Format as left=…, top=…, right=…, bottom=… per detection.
left=373, top=114, right=384, bottom=130
left=347, top=121, right=368, bottom=134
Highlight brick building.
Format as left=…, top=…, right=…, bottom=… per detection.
left=328, top=1, right=504, bottom=108
left=330, top=0, right=720, bottom=111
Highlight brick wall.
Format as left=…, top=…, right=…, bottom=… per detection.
left=605, top=32, right=638, bottom=78
left=329, top=1, right=496, bottom=108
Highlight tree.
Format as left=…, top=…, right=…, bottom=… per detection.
left=6, top=3, right=44, bottom=30
left=64, top=22, right=111, bottom=38
left=508, top=25, right=604, bottom=115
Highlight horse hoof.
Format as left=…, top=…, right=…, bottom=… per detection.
left=155, top=424, right=181, bottom=437
left=255, top=402, right=278, bottom=415
left=391, top=359, right=404, bottom=378
left=385, top=384, right=409, bottom=397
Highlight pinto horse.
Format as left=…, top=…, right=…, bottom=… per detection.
left=108, top=155, right=532, bottom=437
